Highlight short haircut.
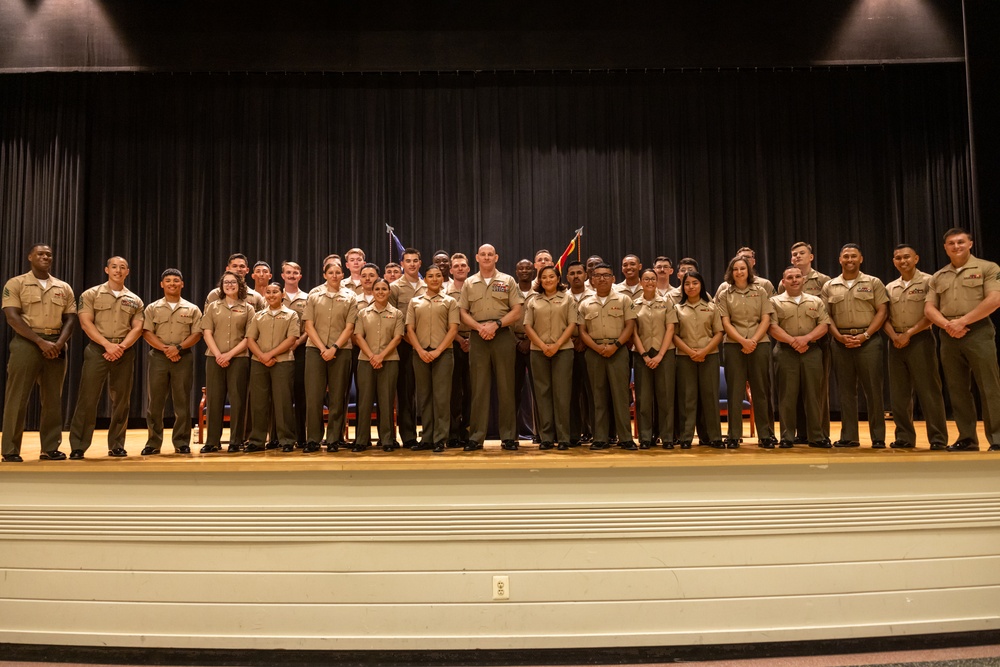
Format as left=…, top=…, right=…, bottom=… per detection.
left=894, top=243, right=917, bottom=252
left=161, top=268, right=183, bottom=281
left=253, top=261, right=271, bottom=271
left=564, top=260, right=585, bottom=271
left=943, top=227, right=971, bottom=242
left=345, top=247, right=366, bottom=260
left=724, top=255, right=757, bottom=286
left=654, top=256, right=673, bottom=266
left=737, top=246, right=756, bottom=257
left=782, top=265, right=800, bottom=278
left=450, top=253, right=468, bottom=263
left=280, top=261, right=301, bottom=272
left=591, top=262, right=614, bottom=273
left=433, top=249, right=450, bottom=258
left=28, top=242, right=51, bottom=254
left=790, top=241, right=813, bottom=253
left=384, top=262, right=401, bottom=270
left=106, top=256, right=129, bottom=267
left=621, top=253, right=640, bottom=263
left=534, top=249, right=553, bottom=260
left=227, top=253, right=248, bottom=265
left=403, top=247, right=421, bottom=259
left=678, top=257, right=699, bottom=270
left=840, top=243, right=861, bottom=253
left=361, top=262, right=381, bottom=273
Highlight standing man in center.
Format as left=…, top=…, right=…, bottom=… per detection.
left=459, top=244, right=524, bottom=451
left=141, top=269, right=203, bottom=455
left=821, top=244, right=889, bottom=448
left=389, top=248, right=426, bottom=449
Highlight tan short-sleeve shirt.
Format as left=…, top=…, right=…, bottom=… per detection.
left=447, top=283, right=472, bottom=336
left=390, top=278, right=427, bottom=319
left=205, top=286, right=266, bottom=313
left=926, top=255, right=1000, bottom=318
left=142, top=298, right=202, bottom=345
left=200, top=299, right=255, bottom=356
left=886, top=270, right=932, bottom=331
left=341, top=277, right=365, bottom=296
left=524, top=291, right=576, bottom=350
left=283, top=290, right=309, bottom=321
left=79, top=283, right=144, bottom=339
left=246, top=307, right=300, bottom=362
left=632, top=294, right=679, bottom=352
left=821, top=272, right=889, bottom=330
left=406, top=292, right=460, bottom=349
left=769, top=292, right=831, bottom=337
left=2, top=272, right=76, bottom=331
left=355, top=303, right=404, bottom=361
left=577, top=292, right=636, bottom=341
left=716, top=283, right=775, bottom=343
left=674, top=299, right=723, bottom=356
left=458, top=271, right=524, bottom=322
left=303, top=286, right=358, bottom=349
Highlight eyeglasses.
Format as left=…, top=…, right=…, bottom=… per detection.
left=222, top=281, right=239, bottom=286
left=591, top=273, right=614, bottom=280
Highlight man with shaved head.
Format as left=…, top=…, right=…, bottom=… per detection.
left=459, top=244, right=524, bottom=450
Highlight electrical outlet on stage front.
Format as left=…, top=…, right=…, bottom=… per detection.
left=492, top=575, right=510, bottom=601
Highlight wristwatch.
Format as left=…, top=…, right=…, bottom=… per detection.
left=614, top=340, right=623, bottom=348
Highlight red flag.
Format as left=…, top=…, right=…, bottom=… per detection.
left=555, top=227, right=584, bottom=274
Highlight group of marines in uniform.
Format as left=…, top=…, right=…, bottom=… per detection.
left=2, top=227, right=999, bottom=462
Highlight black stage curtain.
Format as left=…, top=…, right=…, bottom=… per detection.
left=0, top=65, right=973, bottom=427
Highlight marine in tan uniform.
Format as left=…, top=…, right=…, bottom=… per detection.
left=653, top=256, right=674, bottom=298
left=881, top=245, right=949, bottom=450
left=458, top=244, right=524, bottom=450
left=204, top=253, right=267, bottom=313
left=406, top=266, right=459, bottom=451
left=821, top=244, right=889, bottom=448
left=69, top=256, right=145, bottom=458
left=447, top=253, right=473, bottom=446
left=524, top=265, right=577, bottom=450
left=768, top=266, right=831, bottom=447
left=251, top=261, right=272, bottom=295
left=352, top=279, right=404, bottom=451
left=199, top=271, right=254, bottom=453
left=302, top=262, right=358, bottom=451
left=282, top=261, right=309, bottom=446
left=389, top=248, right=426, bottom=448
left=666, top=258, right=700, bottom=306
left=2, top=244, right=77, bottom=462
left=578, top=262, right=637, bottom=450
left=782, top=241, right=833, bottom=442
left=513, top=258, right=538, bottom=441
left=245, top=281, right=300, bottom=452
left=565, top=261, right=595, bottom=445
left=630, top=269, right=677, bottom=449
left=717, top=256, right=776, bottom=448
left=924, top=227, right=1000, bottom=451
left=613, top=254, right=643, bottom=299
left=341, top=248, right=367, bottom=295
left=673, top=271, right=725, bottom=448
left=714, top=248, right=775, bottom=299
left=140, top=269, right=203, bottom=455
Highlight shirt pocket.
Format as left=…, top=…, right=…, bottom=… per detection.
left=20, top=287, right=42, bottom=306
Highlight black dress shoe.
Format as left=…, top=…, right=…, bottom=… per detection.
left=709, top=440, right=727, bottom=449
left=70, top=449, right=85, bottom=460
left=663, top=441, right=675, bottom=450
left=108, top=447, right=128, bottom=457
left=757, top=437, right=777, bottom=449
left=200, top=444, right=221, bottom=453
left=301, top=442, right=319, bottom=453
left=411, top=442, right=433, bottom=451
left=929, top=442, right=948, bottom=451
left=778, top=440, right=795, bottom=449
left=265, top=441, right=280, bottom=450
left=140, top=446, right=160, bottom=456
left=871, top=441, right=886, bottom=449
left=39, top=450, right=67, bottom=460
left=619, top=441, right=638, bottom=451
left=2, top=454, right=24, bottom=463
left=282, top=444, right=296, bottom=452
left=403, top=439, right=419, bottom=450
left=446, top=439, right=463, bottom=449
left=501, top=440, right=519, bottom=451
left=889, top=441, right=915, bottom=449
left=539, top=442, right=554, bottom=450
left=244, top=443, right=265, bottom=453
left=589, top=441, right=609, bottom=450
left=433, top=442, right=445, bottom=453
left=679, top=441, right=692, bottom=450
left=557, top=442, right=570, bottom=450
left=990, top=444, right=1000, bottom=452
left=809, top=439, right=833, bottom=449
left=638, top=441, right=653, bottom=450
left=793, top=436, right=810, bottom=445
left=175, top=445, right=191, bottom=454
left=326, top=442, right=340, bottom=453
left=463, top=442, right=483, bottom=451
left=579, top=434, right=593, bottom=444
left=948, top=439, right=980, bottom=452
left=833, top=440, right=860, bottom=448
left=227, top=443, right=243, bottom=453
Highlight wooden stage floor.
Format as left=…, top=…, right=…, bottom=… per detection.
left=0, top=422, right=993, bottom=472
